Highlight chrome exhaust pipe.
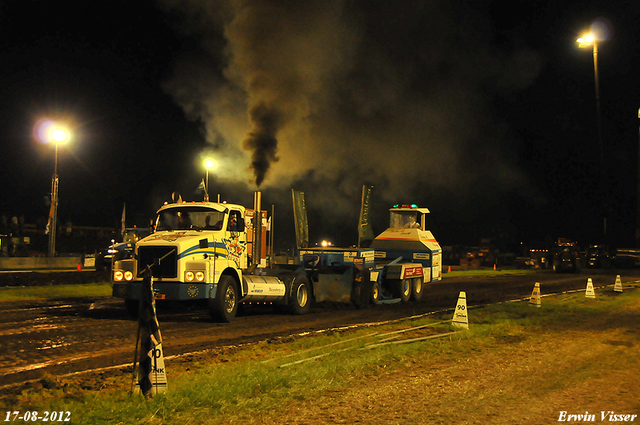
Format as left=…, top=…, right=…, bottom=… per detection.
left=252, top=191, right=262, bottom=269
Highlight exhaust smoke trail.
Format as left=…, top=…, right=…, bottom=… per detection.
left=160, top=0, right=544, bottom=228
left=242, top=102, right=281, bottom=188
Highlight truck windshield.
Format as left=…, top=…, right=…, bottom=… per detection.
left=156, top=207, right=226, bottom=231
left=390, top=211, right=422, bottom=229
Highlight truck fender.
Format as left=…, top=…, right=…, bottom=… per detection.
left=213, top=267, right=241, bottom=298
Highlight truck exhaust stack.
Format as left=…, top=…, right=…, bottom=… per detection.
left=252, top=191, right=262, bottom=269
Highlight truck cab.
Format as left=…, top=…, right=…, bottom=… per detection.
left=112, top=194, right=311, bottom=323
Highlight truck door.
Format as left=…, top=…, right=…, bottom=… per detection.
left=225, top=210, right=248, bottom=269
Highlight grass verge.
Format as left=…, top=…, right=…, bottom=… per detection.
left=0, top=282, right=112, bottom=301
left=5, top=286, right=639, bottom=424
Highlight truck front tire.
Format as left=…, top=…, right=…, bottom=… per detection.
left=209, top=275, right=239, bottom=323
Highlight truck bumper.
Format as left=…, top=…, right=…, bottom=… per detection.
left=113, top=281, right=216, bottom=301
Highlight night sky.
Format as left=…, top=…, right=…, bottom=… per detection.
left=1, top=0, right=639, bottom=252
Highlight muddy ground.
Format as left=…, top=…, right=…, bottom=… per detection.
left=1, top=268, right=638, bottom=401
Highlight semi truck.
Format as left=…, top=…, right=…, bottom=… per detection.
left=112, top=190, right=442, bottom=322
left=112, top=192, right=313, bottom=322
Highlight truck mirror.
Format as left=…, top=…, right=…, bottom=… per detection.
left=199, top=238, right=208, bottom=249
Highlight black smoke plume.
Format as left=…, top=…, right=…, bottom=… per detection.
left=243, top=102, right=281, bottom=187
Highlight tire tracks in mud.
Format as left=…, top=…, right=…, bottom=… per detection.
left=1, top=270, right=639, bottom=392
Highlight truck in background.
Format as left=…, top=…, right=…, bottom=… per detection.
left=95, top=227, right=150, bottom=272
left=551, top=238, right=583, bottom=273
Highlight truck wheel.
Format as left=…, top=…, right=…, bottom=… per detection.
left=209, top=275, right=238, bottom=323
left=124, top=299, right=139, bottom=318
left=411, top=277, right=424, bottom=301
left=370, top=281, right=380, bottom=304
left=289, top=274, right=311, bottom=315
left=392, top=279, right=411, bottom=302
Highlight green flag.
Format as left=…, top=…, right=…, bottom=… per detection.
left=291, top=189, right=309, bottom=249
left=358, top=185, right=374, bottom=247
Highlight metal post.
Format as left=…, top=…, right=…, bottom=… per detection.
left=592, top=41, right=606, bottom=239
left=269, top=204, right=274, bottom=267
left=593, top=42, right=603, bottom=169
left=637, top=108, right=640, bottom=247
left=205, top=169, right=209, bottom=202
left=48, top=143, right=59, bottom=257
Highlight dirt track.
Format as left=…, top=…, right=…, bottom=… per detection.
left=1, top=268, right=638, bottom=396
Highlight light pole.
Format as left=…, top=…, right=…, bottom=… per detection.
left=577, top=32, right=606, bottom=238
left=48, top=127, right=68, bottom=257
left=577, top=33, right=603, bottom=169
left=204, top=159, right=215, bottom=202
left=637, top=108, right=640, bottom=247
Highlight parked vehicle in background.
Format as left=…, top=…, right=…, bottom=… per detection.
left=95, top=227, right=150, bottom=272
left=585, top=244, right=611, bottom=269
left=552, top=238, right=582, bottom=273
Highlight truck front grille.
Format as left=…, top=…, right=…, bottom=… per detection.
left=137, top=246, right=178, bottom=279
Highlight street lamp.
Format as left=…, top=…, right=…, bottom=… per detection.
left=577, top=31, right=606, bottom=238
left=47, top=126, right=68, bottom=257
left=204, top=159, right=215, bottom=202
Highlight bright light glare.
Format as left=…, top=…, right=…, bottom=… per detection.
left=51, top=129, right=67, bottom=142
left=205, top=159, right=215, bottom=169
left=577, top=32, right=596, bottom=47
left=34, top=118, right=70, bottom=144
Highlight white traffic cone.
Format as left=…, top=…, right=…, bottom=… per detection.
left=452, top=291, right=469, bottom=329
left=529, top=282, right=541, bottom=308
left=614, top=275, right=623, bottom=293
left=585, top=278, right=596, bottom=299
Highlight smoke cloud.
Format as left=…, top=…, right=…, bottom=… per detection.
left=159, top=0, right=543, bottom=223
left=242, top=102, right=281, bottom=187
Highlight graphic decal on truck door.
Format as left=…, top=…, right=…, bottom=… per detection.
left=223, top=235, right=247, bottom=267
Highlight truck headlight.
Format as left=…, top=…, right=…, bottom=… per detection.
left=124, top=271, right=133, bottom=281
left=185, top=270, right=205, bottom=282
left=114, top=271, right=124, bottom=281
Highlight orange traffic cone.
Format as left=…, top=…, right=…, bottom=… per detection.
left=77, top=261, right=82, bottom=271
left=493, top=263, right=496, bottom=271
left=448, top=266, right=452, bottom=273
